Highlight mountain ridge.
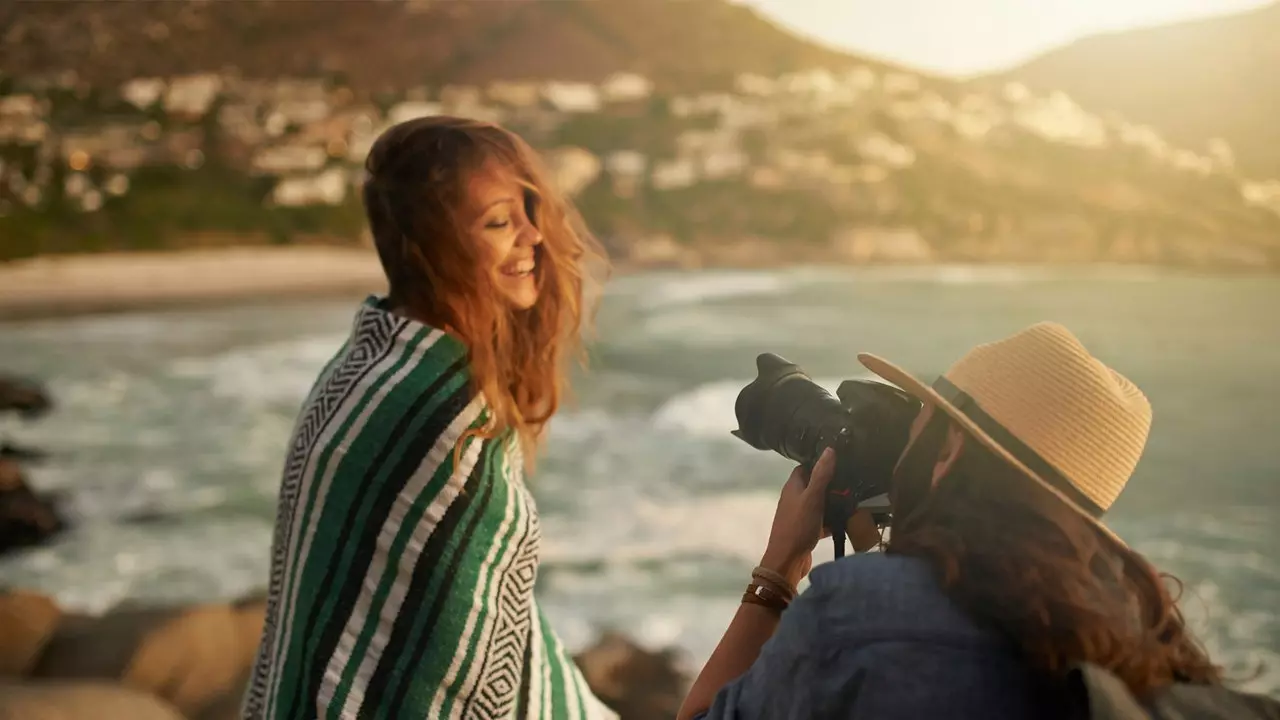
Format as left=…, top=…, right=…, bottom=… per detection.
left=998, top=1, right=1280, bottom=179
left=0, top=0, right=916, bottom=93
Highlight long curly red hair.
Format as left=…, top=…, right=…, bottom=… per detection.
left=360, top=116, right=607, bottom=461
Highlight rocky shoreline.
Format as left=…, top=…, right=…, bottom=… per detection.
left=0, top=588, right=690, bottom=720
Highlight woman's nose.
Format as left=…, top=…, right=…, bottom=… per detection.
left=518, top=222, right=543, bottom=247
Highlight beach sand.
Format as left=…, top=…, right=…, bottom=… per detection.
left=0, top=247, right=389, bottom=321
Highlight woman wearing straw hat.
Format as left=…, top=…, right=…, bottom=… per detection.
left=678, top=322, right=1230, bottom=720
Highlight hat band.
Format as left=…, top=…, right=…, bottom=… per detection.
left=931, top=376, right=1105, bottom=518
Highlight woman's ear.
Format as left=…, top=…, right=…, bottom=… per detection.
left=929, top=423, right=966, bottom=488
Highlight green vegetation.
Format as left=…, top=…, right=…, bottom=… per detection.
left=3, top=164, right=366, bottom=261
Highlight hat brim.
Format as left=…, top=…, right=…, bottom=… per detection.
left=856, top=352, right=1128, bottom=549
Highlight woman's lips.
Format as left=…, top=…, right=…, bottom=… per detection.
left=501, top=258, right=536, bottom=277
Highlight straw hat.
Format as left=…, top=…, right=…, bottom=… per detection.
left=857, top=321, right=1151, bottom=540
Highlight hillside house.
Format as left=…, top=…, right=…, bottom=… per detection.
left=652, top=158, right=697, bottom=190
left=387, top=101, right=444, bottom=126
left=606, top=150, right=648, bottom=196
left=845, top=66, right=878, bottom=92
left=1013, top=91, right=1107, bottom=148
left=1002, top=82, right=1033, bottom=105
left=164, top=74, right=222, bottom=119
left=882, top=72, right=921, bottom=96
left=735, top=73, right=777, bottom=97
left=120, top=78, right=166, bottom=110
left=1206, top=138, right=1235, bottom=170
left=601, top=73, right=654, bottom=104
left=543, top=83, right=601, bottom=114
left=1242, top=180, right=1280, bottom=215
left=701, top=150, right=749, bottom=180
left=269, top=98, right=331, bottom=128
left=856, top=134, right=916, bottom=169
left=271, top=167, right=348, bottom=207
left=1170, top=149, right=1215, bottom=176
left=833, top=226, right=933, bottom=263
left=544, top=147, right=601, bottom=196
left=487, top=81, right=542, bottom=109
left=251, top=144, right=327, bottom=175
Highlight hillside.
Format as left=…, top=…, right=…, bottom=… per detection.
left=1000, top=2, right=1280, bottom=179
left=0, top=0, right=881, bottom=94
left=1, top=0, right=1278, bottom=271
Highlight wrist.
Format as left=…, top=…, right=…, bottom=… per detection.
left=758, top=551, right=808, bottom=586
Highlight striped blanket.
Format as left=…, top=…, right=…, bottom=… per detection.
left=242, top=296, right=616, bottom=720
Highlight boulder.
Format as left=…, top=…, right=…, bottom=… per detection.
left=0, top=442, right=48, bottom=463
left=0, top=589, right=266, bottom=720
left=0, top=458, right=65, bottom=556
left=1, top=585, right=690, bottom=720
left=574, top=632, right=691, bottom=720
left=0, top=680, right=185, bottom=720
left=0, top=375, right=52, bottom=419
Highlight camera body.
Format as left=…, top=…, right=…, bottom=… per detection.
left=732, top=353, right=921, bottom=557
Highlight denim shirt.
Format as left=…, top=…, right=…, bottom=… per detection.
left=696, top=553, right=1070, bottom=720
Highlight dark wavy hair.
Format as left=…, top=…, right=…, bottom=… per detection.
left=885, top=410, right=1221, bottom=698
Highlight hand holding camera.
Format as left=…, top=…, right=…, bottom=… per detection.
left=759, top=447, right=837, bottom=586
left=733, top=353, right=920, bottom=560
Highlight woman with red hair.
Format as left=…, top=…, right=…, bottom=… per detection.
left=243, top=116, right=614, bottom=720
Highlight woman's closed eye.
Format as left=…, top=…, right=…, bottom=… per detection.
left=485, top=217, right=511, bottom=229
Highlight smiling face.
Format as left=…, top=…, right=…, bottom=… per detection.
left=463, top=164, right=543, bottom=311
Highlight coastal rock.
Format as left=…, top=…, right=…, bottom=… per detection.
left=574, top=632, right=691, bottom=720
left=0, top=589, right=266, bottom=720
left=0, top=587, right=688, bottom=720
left=0, top=458, right=66, bottom=556
left=0, top=442, right=48, bottom=463
left=0, top=375, right=52, bottom=419
left=0, top=681, right=185, bottom=720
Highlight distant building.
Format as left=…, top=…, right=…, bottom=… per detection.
left=856, top=134, right=916, bottom=169
left=544, top=147, right=602, bottom=196
left=0, top=94, right=41, bottom=118
left=1241, top=180, right=1280, bottom=215
left=487, top=81, right=542, bottom=108
left=1013, top=91, right=1107, bottom=149
left=845, top=66, right=878, bottom=92
left=601, top=73, right=653, bottom=104
left=252, top=144, right=328, bottom=175
left=605, top=150, right=647, bottom=197
left=271, top=167, right=348, bottom=206
left=164, top=74, right=223, bottom=119
left=651, top=159, right=697, bottom=190
left=882, top=72, right=921, bottom=96
left=701, top=150, right=748, bottom=180
left=735, top=73, right=777, bottom=97
left=1206, top=138, right=1235, bottom=171
left=1002, top=82, right=1032, bottom=105
left=832, top=226, right=933, bottom=263
left=542, top=83, right=602, bottom=114
left=121, top=78, right=166, bottom=110
left=387, top=101, right=444, bottom=126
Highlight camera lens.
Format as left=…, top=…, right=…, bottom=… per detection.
left=734, top=354, right=850, bottom=464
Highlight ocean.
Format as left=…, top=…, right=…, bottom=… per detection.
left=1, top=265, right=1277, bottom=697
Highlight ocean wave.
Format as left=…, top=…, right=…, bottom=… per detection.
left=637, top=271, right=793, bottom=310
left=167, top=333, right=341, bottom=405
left=0, top=517, right=272, bottom=615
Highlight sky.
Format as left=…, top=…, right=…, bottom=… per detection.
left=741, top=0, right=1274, bottom=77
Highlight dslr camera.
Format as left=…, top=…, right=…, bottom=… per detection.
left=732, top=353, right=921, bottom=557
